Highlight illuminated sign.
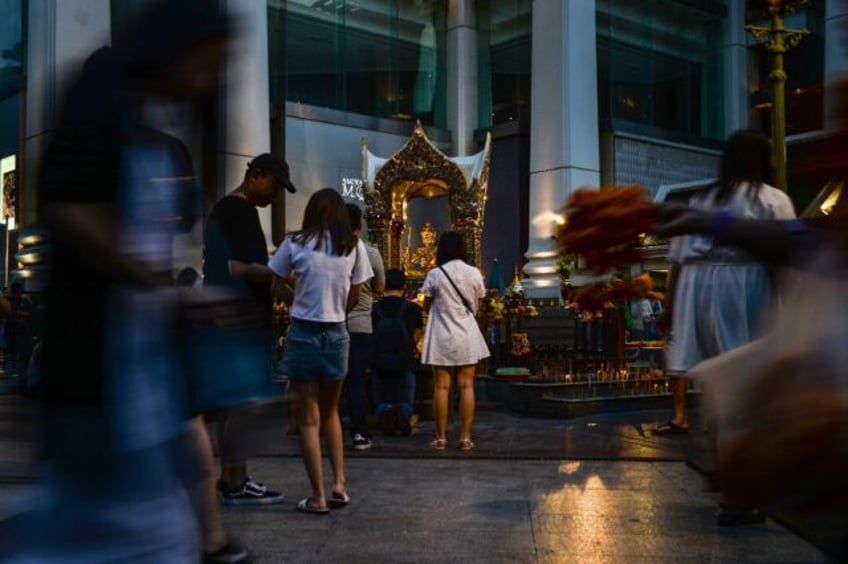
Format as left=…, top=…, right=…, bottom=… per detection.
left=341, top=177, right=363, bottom=201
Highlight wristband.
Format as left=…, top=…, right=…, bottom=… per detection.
left=710, top=211, right=735, bottom=244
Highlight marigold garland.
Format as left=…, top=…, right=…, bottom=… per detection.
left=556, top=185, right=656, bottom=271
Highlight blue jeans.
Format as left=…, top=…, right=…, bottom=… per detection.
left=344, top=332, right=372, bottom=438
left=373, top=370, right=416, bottom=416
left=281, top=319, right=349, bottom=383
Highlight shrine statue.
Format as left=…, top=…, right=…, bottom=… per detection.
left=405, top=220, right=438, bottom=277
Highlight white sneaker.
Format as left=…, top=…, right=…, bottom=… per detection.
left=352, top=433, right=373, bottom=451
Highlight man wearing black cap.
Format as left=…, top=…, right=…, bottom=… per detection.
left=203, top=153, right=295, bottom=505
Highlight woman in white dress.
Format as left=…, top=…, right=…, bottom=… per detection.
left=420, top=231, right=490, bottom=451
left=660, top=129, right=796, bottom=526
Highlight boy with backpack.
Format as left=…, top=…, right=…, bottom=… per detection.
left=371, top=269, right=423, bottom=435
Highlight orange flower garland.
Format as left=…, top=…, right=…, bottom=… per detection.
left=556, top=186, right=656, bottom=271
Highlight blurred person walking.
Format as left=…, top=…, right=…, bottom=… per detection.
left=371, top=268, right=423, bottom=436
left=203, top=153, right=294, bottom=505
left=420, top=232, right=489, bottom=451
left=657, top=129, right=796, bottom=526
left=7, top=0, right=238, bottom=561
left=343, top=203, right=385, bottom=451
left=269, top=188, right=373, bottom=514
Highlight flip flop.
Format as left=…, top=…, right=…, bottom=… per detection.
left=296, top=497, right=329, bottom=515
left=328, top=491, right=350, bottom=508
left=652, top=421, right=688, bottom=435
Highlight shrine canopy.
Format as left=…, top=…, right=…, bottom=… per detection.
left=361, top=120, right=492, bottom=273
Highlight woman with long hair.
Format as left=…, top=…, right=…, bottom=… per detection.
left=420, top=231, right=489, bottom=451
left=269, top=188, right=373, bottom=513
left=658, top=129, right=796, bottom=526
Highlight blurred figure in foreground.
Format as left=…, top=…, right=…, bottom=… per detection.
left=652, top=195, right=848, bottom=556
left=269, top=188, right=373, bottom=514
left=657, top=129, right=795, bottom=526
left=5, top=1, right=241, bottom=562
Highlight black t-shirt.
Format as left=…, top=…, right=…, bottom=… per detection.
left=203, top=195, right=271, bottom=325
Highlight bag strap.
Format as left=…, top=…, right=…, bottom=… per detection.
left=438, top=265, right=473, bottom=314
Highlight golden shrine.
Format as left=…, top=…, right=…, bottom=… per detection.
left=361, top=121, right=492, bottom=278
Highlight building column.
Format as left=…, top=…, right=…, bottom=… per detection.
left=523, top=0, right=600, bottom=298
left=825, top=0, right=848, bottom=129
left=722, top=0, right=750, bottom=137
left=24, top=0, right=112, bottom=226
left=221, top=0, right=273, bottom=244
left=446, top=0, right=478, bottom=156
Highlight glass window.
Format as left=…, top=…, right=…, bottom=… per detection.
left=747, top=3, right=824, bottom=136
left=0, top=0, right=23, bottom=159
left=477, top=0, right=532, bottom=127
left=110, top=0, right=158, bottom=40
left=271, top=0, right=448, bottom=128
left=596, top=0, right=727, bottom=141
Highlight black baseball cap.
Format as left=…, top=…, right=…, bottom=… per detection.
left=247, top=153, right=297, bottom=193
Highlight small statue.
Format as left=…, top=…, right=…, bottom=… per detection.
left=406, top=221, right=438, bottom=276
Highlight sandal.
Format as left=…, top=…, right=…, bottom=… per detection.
left=459, top=439, right=475, bottom=451
left=429, top=438, right=447, bottom=451
left=328, top=491, right=350, bottom=508
left=652, top=421, right=688, bottom=435
left=296, top=497, right=329, bottom=515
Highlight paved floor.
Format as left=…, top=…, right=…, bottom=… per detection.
left=0, top=394, right=836, bottom=562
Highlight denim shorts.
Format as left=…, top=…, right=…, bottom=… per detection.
left=280, top=318, right=349, bottom=383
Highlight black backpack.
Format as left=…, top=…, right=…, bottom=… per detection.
left=372, top=300, right=413, bottom=375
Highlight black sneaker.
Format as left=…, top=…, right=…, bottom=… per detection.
left=379, top=407, right=397, bottom=436
left=716, top=503, right=765, bottom=527
left=396, top=409, right=412, bottom=436
left=203, top=539, right=254, bottom=563
left=221, top=477, right=285, bottom=506
left=352, top=433, right=373, bottom=451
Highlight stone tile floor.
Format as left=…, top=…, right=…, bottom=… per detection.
left=0, top=394, right=837, bottom=562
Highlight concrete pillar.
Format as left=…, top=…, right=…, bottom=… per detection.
left=220, top=0, right=272, bottom=245
left=523, top=0, right=600, bottom=298
left=722, top=0, right=750, bottom=136
left=24, top=0, right=111, bottom=226
left=825, top=0, right=848, bottom=129
left=446, top=0, right=478, bottom=156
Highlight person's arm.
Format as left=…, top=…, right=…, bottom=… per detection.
left=370, top=247, right=386, bottom=295
left=42, top=202, right=162, bottom=287
left=346, top=283, right=363, bottom=313
left=228, top=260, right=274, bottom=283
left=346, top=240, right=373, bottom=313
left=271, top=274, right=294, bottom=304
left=652, top=203, right=809, bottom=268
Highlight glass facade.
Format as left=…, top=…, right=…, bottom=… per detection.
left=271, top=0, right=448, bottom=127
left=0, top=0, right=23, bottom=160
left=596, top=0, right=727, bottom=142
left=747, top=2, right=824, bottom=136
left=477, top=0, right=532, bottom=128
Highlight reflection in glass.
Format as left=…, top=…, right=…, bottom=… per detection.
left=272, top=0, right=447, bottom=127
left=596, top=0, right=726, bottom=141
